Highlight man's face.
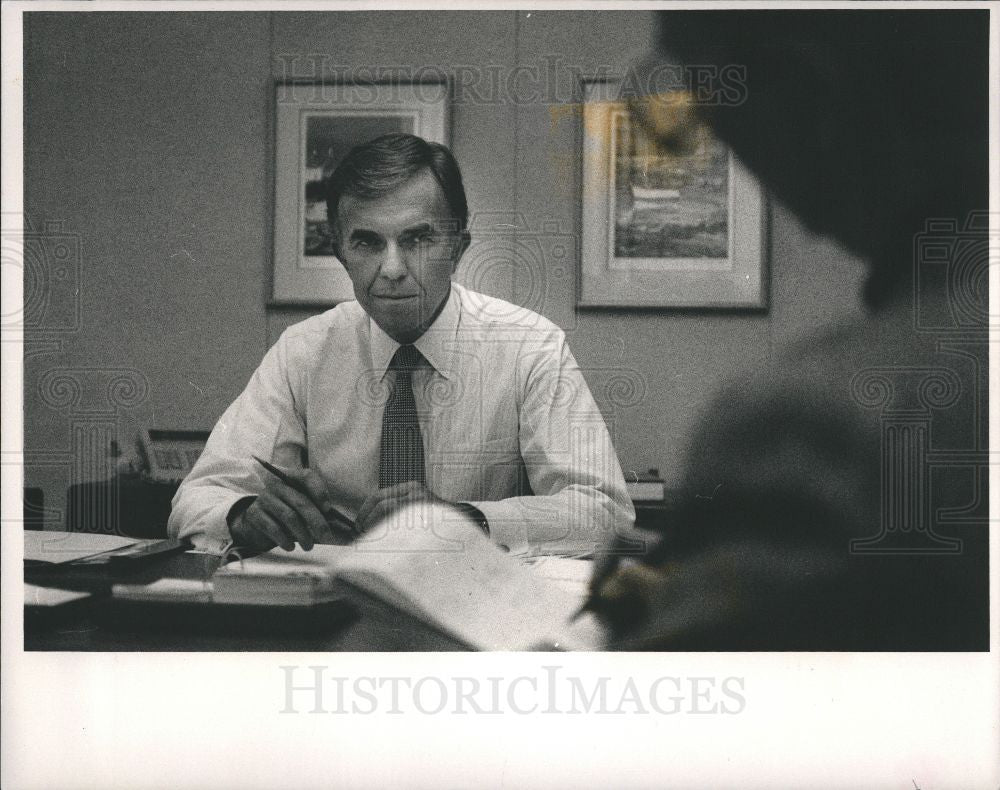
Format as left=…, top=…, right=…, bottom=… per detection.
left=335, top=169, right=467, bottom=344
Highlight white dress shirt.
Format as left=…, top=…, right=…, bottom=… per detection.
left=168, top=283, right=634, bottom=554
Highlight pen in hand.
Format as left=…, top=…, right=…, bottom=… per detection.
left=569, top=591, right=603, bottom=623
left=251, top=455, right=357, bottom=537
left=569, top=528, right=649, bottom=624
left=568, top=548, right=622, bottom=623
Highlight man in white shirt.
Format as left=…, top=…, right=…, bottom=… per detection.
left=169, top=133, right=634, bottom=555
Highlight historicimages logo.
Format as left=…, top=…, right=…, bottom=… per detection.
left=279, top=665, right=746, bottom=716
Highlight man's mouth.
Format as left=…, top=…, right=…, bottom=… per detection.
left=374, top=294, right=418, bottom=300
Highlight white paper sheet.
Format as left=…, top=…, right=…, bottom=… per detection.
left=24, top=584, right=92, bottom=607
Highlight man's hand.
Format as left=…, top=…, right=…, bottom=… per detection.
left=230, top=466, right=350, bottom=551
left=354, top=481, right=447, bottom=535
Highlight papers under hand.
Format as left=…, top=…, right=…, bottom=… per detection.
left=210, top=502, right=606, bottom=650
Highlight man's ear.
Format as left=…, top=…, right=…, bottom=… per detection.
left=329, top=221, right=343, bottom=263
left=451, top=230, right=472, bottom=273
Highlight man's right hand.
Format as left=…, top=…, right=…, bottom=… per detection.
left=229, top=467, right=351, bottom=551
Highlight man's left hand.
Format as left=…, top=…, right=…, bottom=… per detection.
left=355, top=481, right=448, bottom=534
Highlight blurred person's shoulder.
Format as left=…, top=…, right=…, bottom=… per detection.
left=683, top=286, right=950, bottom=489
left=725, top=286, right=944, bottom=419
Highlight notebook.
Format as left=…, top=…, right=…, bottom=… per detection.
left=212, top=503, right=606, bottom=651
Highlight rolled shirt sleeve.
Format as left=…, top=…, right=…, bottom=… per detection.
left=468, top=336, right=635, bottom=556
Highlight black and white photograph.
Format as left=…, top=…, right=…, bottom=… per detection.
left=2, top=3, right=997, bottom=788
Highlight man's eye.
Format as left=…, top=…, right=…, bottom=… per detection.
left=404, top=231, right=434, bottom=246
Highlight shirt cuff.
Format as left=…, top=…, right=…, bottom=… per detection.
left=170, top=493, right=252, bottom=555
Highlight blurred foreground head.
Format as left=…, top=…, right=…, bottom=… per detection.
left=648, top=11, right=989, bottom=306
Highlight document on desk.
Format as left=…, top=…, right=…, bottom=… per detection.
left=24, top=583, right=92, bottom=607
left=24, top=531, right=138, bottom=565
left=212, top=503, right=606, bottom=651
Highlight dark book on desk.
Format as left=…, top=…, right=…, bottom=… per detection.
left=212, top=506, right=605, bottom=651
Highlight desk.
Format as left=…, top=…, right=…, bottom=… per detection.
left=24, top=549, right=467, bottom=651
left=26, top=506, right=662, bottom=651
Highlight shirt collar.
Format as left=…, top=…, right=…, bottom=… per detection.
left=369, top=284, right=460, bottom=380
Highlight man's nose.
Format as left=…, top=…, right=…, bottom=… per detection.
left=378, top=243, right=408, bottom=280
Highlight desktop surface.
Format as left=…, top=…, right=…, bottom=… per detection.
left=24, top=546, right=468, bottom=652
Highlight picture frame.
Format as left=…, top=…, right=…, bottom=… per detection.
left=272, top=80, right=450, bottom=305
left=579, top=79, right=767, bottom=309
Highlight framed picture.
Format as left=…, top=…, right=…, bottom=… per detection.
left=579, top=79, right=767, bottom=309
left=272, top=81, right=449, bottom=305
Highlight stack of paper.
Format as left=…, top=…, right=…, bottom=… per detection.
left=111, top=578, right=213, bottom=604
left=213, top=550, right=346, bottom=605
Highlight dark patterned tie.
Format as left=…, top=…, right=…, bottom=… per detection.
left=379, top=344, right=426, bottom=488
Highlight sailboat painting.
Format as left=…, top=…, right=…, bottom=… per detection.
left=580, top=79, right=765, bottom=309
left=612, top=110, right=729, bottom=260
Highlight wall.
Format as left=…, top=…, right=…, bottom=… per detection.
left=23, top=11, right=866, bottom=526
